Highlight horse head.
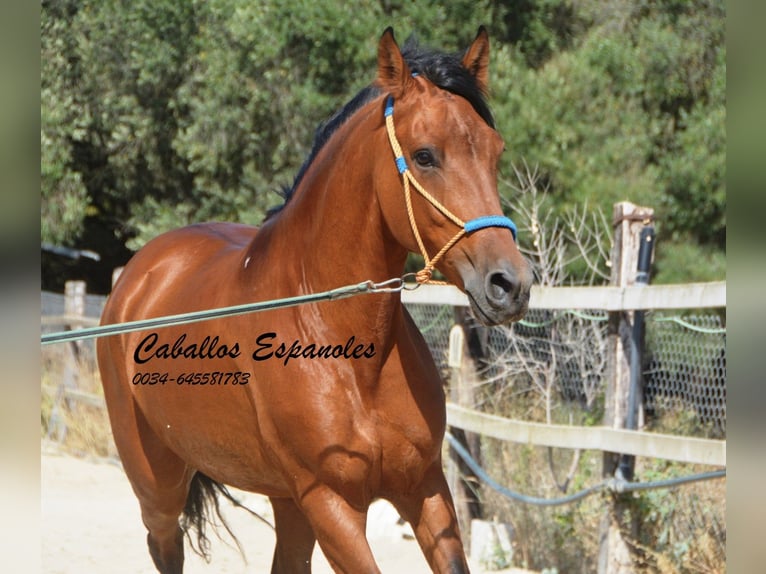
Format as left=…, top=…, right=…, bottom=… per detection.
left=374, top=27, right=533, bottom=325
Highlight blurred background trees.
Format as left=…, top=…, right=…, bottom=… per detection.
left=41, top=0, right=725, bottom=292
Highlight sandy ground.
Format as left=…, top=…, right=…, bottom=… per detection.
left=41, top=444, right=533, bottom=573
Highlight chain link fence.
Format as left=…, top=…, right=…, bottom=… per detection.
left=41, top=291, right=727, bottom=442
left=405, top=303, right=726, bottom=439
left=41, top=289, right=726, bottom=571
left=405, top=300, right=726, bottom=572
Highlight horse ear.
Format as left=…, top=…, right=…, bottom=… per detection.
left=462, top=26, right=491, bottom=94
left=376, top=27, right=412, bottom=98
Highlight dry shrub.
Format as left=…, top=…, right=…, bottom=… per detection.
left=473, top=431, right=725, bottom=572
left=454, top=166, right=726, bottom=572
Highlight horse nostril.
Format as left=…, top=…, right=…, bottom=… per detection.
left=486, top=269, right=517, bottom=305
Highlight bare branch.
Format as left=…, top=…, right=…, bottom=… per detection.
left=485, top=160, right=610, bottom=436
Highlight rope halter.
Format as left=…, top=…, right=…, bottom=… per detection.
left=384, top=95, right=518, bottom=283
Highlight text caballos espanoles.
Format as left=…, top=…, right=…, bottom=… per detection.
left=133, top=332, right=376, bottom=367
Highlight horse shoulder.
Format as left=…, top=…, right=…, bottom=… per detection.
left=103, top=222, right=259, bottom=325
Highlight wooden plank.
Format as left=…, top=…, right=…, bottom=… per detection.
left=63, top=388, right=106, bottom=408
left=42, top=283, right=726, bottom=325
left=620, top=281, right=725, bottom=310
left=446, top=404, right=725, bottom=466
left=401, top=283, right=468, bottom=306
left=529, top=285, right=620, bottom=310
left=402, top=282, right=726, bottom=310
left=42, top=385, right=105, bottom=408
left=41, top=315, right=100, bottom=327
left=532, top=282, right=726, bottom=310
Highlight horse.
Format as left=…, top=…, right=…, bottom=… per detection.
left=97, top=26, right=532, bottom=574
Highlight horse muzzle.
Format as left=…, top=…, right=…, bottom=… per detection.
left=463, top=264, right=532, bottom=326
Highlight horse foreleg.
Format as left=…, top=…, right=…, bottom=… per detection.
left=298, top=486, right=380, bottom=574
left=270, top=496, right=316, bottom=574
left=391, top=464, right=470, bottom=574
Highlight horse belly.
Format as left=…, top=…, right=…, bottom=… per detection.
left=143, top=387, right=287, bottom=492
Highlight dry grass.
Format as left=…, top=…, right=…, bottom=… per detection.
left=477, top=437, right=603, bottom=572
left=41, top=346, right=116, bottom=458
left=469, top=391, right=726, bottom=573
left=632, top=458, right=726, bottom=574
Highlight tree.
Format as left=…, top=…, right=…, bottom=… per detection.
left=489, top=0, right=725, bottom=283
left=41, top=0, right=89, bottom=246
left=41, top=0, right=725, bottom=290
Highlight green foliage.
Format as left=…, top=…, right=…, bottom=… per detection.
left=41, top=3, right=89, bottom=244
left=494, top=36, right=660, bottom=215
left=653, top=238, right=726, bottom=285
left=491, top=0, right=725, bottom=283
left=41, top=0, right=725, bottom=283
left=490, top=0, right=592, bottom=68
left=656, top=61, right=726, bottom=249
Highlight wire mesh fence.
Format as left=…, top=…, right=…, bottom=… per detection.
left=41, top=289, right=726, bottom=571
left=406, top=301, right=726, bottom=572
left=41, top=291, right=727, bottom=439
left=405, top=303, right=726, bottom=439
left=644, top=314, right=726, bottom=438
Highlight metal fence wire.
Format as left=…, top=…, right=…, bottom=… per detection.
left=41, top=291, right=726, bottom=439
left=41, top=290, right=725, bottom=572
left=41, top=290, right=106, bottom=319
left=404, top=304, right=726, bottom=439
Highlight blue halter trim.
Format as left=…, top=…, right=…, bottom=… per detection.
left=464, top=215, right=517, bottom=241
left=384, top=96, right=395, bottom=117
left=385, top=97, right=410, bottom=174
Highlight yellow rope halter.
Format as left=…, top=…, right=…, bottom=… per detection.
left=383, top=95, right=517, bottom=284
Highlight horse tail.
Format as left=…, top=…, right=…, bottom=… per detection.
left=180, top=472, right=251, bottom=562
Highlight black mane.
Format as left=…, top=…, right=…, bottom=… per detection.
left=265, top=35, right=494, bottom=219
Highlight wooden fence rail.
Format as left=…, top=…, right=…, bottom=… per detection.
left=42, top=278, right=726, bottom=469
left=399, top=281, right=727, bottom=469
left=446, top=404, right=725, bottom=466
left=402, top=281, right=727, bottom=310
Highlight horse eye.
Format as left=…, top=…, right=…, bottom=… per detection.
left=413, top=149, right=437, bottom=168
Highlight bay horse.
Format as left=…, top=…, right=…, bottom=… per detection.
left=97, top=27, right=532, bottom=573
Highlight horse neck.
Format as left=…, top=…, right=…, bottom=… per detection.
left=248, top=98, right=407, bottom=294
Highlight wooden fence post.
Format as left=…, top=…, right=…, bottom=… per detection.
left=64, top=280, right=86, bottom=319
left=598, top=202, right=654, bottom=574
left=48, top=280, right=87, bottom=443
left=446, top=309, right=484, bottom=549
left=63, top=279, right=86, bottom=373
left=112, top=266, right=124, bottom=288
